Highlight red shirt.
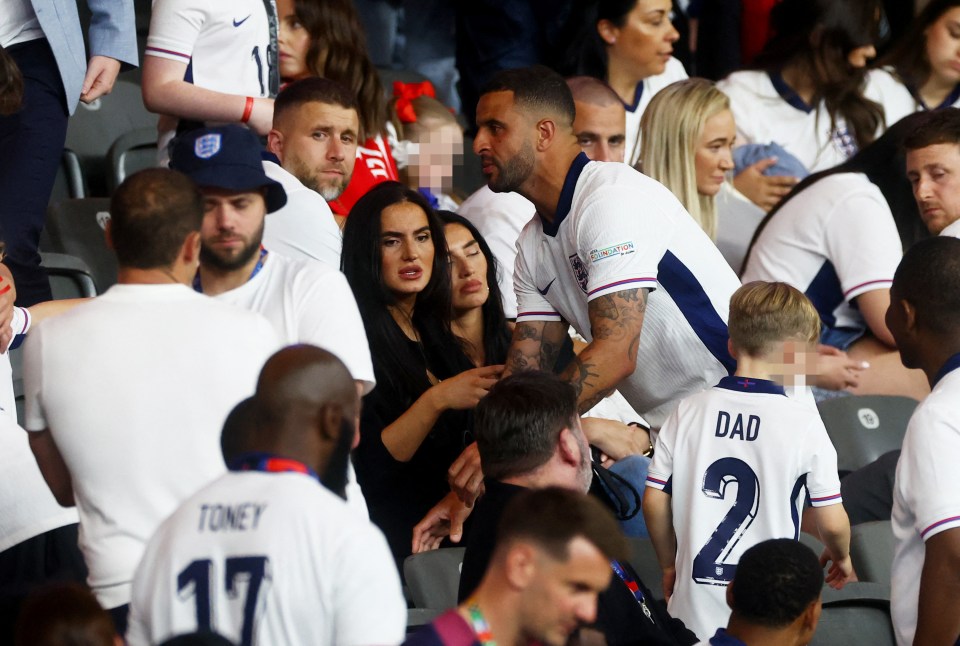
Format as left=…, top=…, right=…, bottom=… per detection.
left=329, top=133, right=400, bottom=217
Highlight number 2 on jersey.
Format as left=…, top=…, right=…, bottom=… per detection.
left=692, top=457, right=759, bottom=585
left=178, top=556, right=271, bottom=646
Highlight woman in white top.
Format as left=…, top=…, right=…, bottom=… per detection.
left=718, top=0, right=886, bottom=175
left=557, top=0, right=687, bottom=167
left=742, top=113, right=932, bottom=400
left=870, top=0, right=960, bottom=124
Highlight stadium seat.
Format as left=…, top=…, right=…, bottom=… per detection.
left=108, top=127, right=159, bottom=193
left=403, top=547, right=465, bottom=611
left=850, top=520, right=895, bottom=587
left=799, top=531, right=825, bottom=560
left=49, top=150, right=87, bottom=204
left=816, top=395, right=918, bottom=474
left=44, top=199, right=117, bottom=294
left=65, top=79, right=157, bottom=195
left=407, top=608, right=443, bottom=632
left=811, top=582, right=894, bottom=646
left=627, top=537, right=666, bottom=600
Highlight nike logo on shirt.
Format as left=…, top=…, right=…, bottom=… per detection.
left=233, top=15, right=251, bottom=27
left=537, top=278, right=556, bottom=296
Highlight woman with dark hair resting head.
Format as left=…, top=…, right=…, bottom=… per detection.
left=341, top=182, right=502, bottom=565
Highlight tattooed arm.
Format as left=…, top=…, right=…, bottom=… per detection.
left=503, top=319, right=570, bottom=377
left=561, top=288, right=648, bottom=414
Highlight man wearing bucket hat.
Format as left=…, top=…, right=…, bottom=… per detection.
left=171, top=125, right=375, bottom=515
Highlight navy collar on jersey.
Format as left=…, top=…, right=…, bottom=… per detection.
left=932, top=352, right=960, bottom=387
left=623, top=81, right=645, bottom=113
left=769, top=71, right=814, bottom=114
left=909, top=83, right=960, bottom=111
left=541, top=152, right=590, bottom=238
left=229, top=452, right=321, bottom=482
left=708, top=629, right=748, bottom=646
left=261, top=150, right=281, bottom=165
left=716, top=375, right=786, bottom=396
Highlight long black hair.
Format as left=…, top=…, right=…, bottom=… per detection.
left=554, top=0, right=638, bottom=80
left=437, top=210, right=512, bottom=367
left=752, top=0, right=886, bottom=150
left=341, top=182, right=465, bottom=404
left=744, top=111, right=931, bottom=273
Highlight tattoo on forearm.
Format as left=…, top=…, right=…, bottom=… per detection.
left=563, top=357, right=614, bottom=413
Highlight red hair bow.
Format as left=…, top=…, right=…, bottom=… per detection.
left=393, top=80, right=436, bottom=123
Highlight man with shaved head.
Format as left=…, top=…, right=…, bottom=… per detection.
left=567, top=76, right=627, bottom=163
left=126, top=345, right=406, bottom=646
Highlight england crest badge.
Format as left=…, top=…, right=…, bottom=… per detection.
left=194, top=133, right=222, bottom=159
left=568, top=253, right=588, bottom=294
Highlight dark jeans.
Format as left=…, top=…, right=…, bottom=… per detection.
left=0, top=38, right=63, bottom=306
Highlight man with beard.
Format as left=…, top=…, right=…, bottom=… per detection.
left=476, top=66, right=741, bottom=430
left=126, top=345, right=406, bottom=646
left=426, top=371, right=697, bottom=646
left=262, top=77, right=361, bottom=266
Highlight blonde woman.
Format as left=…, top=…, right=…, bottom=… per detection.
left=639, top=78, right=736, bottom=240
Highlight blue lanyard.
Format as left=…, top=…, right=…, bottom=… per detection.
left=193, top=246, right=268, bottom=293
left=611, top=560, right=654, bottom=622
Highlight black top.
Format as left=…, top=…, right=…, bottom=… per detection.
left=458, top=479, right=699, bottom=646
left=355, top=335, right=475, bottom=567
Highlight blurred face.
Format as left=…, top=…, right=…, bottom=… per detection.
left=906, top=143, right=960, bottom=234
left=474, top=91, right=536, bottom=193
left=693, top=109, right=736, bottom=197
left=200, top=188, right=266, bottom=271
left=409, top=121, right=464, bottom=193
left=277, top=0, right=310, bottom=81
left=274, top=101, right=360, bottom=201
left=846, top=44, right=877, bottom=69
left=519, top=538, right=613, bottom=646
left=445, top=223, right=489, bottom=313
left=601, top=0, right=679, bottom=80
left=573, top=100, right=626, bottom=162
left=380, top=201, right=435, bottom=299
left=924, top=8, right=960, bottom=87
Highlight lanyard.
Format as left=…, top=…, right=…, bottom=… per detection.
left=229, top=452, right=320, bottom=483
left=610, top=560, right=654, bottom=623
left=466, top=603, right=496, bottom=646
left=193, top=246, right=268, bottom=293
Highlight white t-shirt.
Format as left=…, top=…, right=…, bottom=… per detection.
left=742, top=173, right=902, bottom=334
left=624, top=57, right=689, bottom=168
left=211, top=251, right=375, bottom=394
left=719, top=70, right=862, bottom=173
left=646, top=376, right=842, bottom=640
left=715, top=182, right=765, bottom=274
left=145, top=0, right=270, bottom=99
left=940, top=219, right=960, bottom=239
left=865, top=67, right=960, bottom=129
left=126, top=470, right=406, bottom=646
left=0, top=0, right=42, bottom=47
left=514, top=154, right=740, bottom=428
left=22, top=284, right=279, bottom=609
left=890, top=356, right=960, bottom=646
left=457, top=185, right=535, bottom=319
left=261, top=160, right=342, bottom=269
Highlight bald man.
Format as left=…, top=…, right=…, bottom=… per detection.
left=127, top=346, right=406, bottom=646
left=567, top=76, right=627, bottom=164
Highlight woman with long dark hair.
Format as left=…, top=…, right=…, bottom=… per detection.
left=717, top=0, right=887, bottom=173
left=341, top=183, right=502, bottom=564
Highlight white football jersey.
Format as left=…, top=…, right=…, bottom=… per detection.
left=719, top=71, right=867, bottom=173
left=126, top=469, right=406, bottom=646
left=890, top=355, right=960, bottom=646
left=865, top=67, right=960, bottom=129
left=212, top=252, right=375, bottom=394
left=624, top=57, right=689, bottom=168
left=742, top=173, right=902, bottom=334
left=514, top=154, right=740, bottom=427
left=646, top=377, right=842, bottom=640
left=146, top=0, right=270, bottom=98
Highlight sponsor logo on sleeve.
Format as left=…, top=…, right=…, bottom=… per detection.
left=589, top=241, right=636, bottom=263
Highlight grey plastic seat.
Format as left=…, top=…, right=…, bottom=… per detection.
left=107, top=127, right=158, bottom=193
left=850, top=520, right=895, bottom=587
left=817, top=395, right=917, bottom=474
left=403, top=547, right=465, bottom=611
left=49, top=150, right=86, bottom=203
left=811, top=582, right=894, bottom=646
left=44, top=199, right=117, bottom=294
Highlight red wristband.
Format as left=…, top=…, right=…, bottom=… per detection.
left=241, top=96, right=255, bottom=124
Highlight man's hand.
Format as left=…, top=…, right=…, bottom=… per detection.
left=448, top=442, right=485, bottom=507
left=412, top=491, right=473, bottom=554
left=812, top=345, right=867, bottom=391
left=820, top=549, right=856, bottom=589
left=580, top=417, right=650, bottom=461
left=80, top=56, right=122, bottom=104
left=733, top=157, right=798, bottom=212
